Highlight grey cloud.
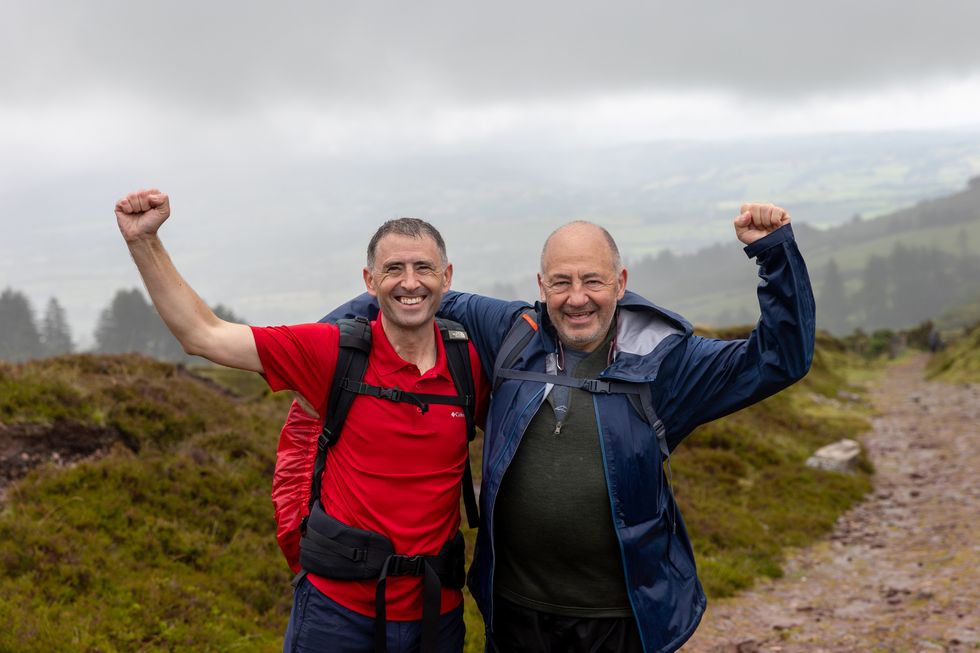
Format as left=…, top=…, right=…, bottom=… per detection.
left=4, top=0, right=980, bottom=110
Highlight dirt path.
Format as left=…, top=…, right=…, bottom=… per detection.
left=683, top=355, right=979, bottom=653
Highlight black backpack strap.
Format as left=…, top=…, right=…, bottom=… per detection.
left=494, top=367, right=640, bottom=396
left=500, top=364, right=679, bottom=533
left=435, top=318, right=480, bottom=529
left=496, top=367, right=671, bottom=459
left=309, top=317, right=479, bottom=530
left=374, top=531, right=465, bottom=653
left=339, top=379, right=472, bottom=414
left=492, top=308, right=538, bottom=393
left=308, top=317, right=372, bottom=514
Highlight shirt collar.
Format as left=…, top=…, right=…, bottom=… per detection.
left=370, top=314, right=451, bottom=381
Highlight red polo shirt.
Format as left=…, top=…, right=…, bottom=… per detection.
left=251, top=317, right=488, bottom=619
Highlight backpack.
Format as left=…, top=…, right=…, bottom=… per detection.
left=271, top=316, right=479, bottom=577
left=493, top=308, right=668, bottom=452
left=491, top=308, right=675, bottom=528
left=291, top=316, right=480, bottom=653
left=306, top=316, right=480, bottom=532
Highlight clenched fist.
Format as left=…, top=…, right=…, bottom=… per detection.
left=115, top=188, right=170, bottom=243
left=734, top=203, right=790, bottom=246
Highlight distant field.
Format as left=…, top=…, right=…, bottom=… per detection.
left=803, top=219, right=980, bottom=276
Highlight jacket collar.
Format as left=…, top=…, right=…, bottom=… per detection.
left=535, top=290, right=691, bottom=381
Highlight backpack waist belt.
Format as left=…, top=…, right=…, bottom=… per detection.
left=299, top=501, right=465, bottom=653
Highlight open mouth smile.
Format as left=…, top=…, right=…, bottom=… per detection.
left=564, top=310, right=596, bottom=323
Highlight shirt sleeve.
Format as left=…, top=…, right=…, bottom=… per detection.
left=251, top=323, right=340, bottom=417
left=653, top=224, right=816, bottom=451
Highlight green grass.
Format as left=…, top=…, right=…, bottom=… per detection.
left=0, top=354, right=293, bottom=652
left=0, top=344, right=875, bottom=652
left=926, top=324, right=980, bottom=383
left=674, top=328, right=874, bottom=597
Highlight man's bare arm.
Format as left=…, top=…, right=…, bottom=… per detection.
left=115, top=189, right=262, bottom=372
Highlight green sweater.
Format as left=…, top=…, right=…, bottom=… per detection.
left=493, top=331, right=632, bottom=617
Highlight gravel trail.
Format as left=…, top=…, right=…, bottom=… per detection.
left=683, top=354, right=979, bottom=653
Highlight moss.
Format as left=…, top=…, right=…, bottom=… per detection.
left=0, top=344, right=875, bottom=652
left=674, top=335, right=874, bottom=598
left=927, top=324, right=980, bottom=383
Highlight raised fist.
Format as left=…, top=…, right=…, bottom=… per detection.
left=115, top=189, right=170, bottom=243
left=734, top=203, right=790, bottom=246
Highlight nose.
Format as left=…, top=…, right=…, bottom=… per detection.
left=400, top=267, right=421, bottom=291
left=566, top=280, right=589, bottom=307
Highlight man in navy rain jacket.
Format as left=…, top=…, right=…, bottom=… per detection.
left=316, top=203, right=814, bottom=653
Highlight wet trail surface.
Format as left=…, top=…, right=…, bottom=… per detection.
left=683, top=355, right=979, bottom=653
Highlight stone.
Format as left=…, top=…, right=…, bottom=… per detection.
left=805, top=438, right=861, bottom=473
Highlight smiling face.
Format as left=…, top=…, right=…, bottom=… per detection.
left=363, top=232, right=452, bottom=334
left=538, top=222, right=627, bottom=352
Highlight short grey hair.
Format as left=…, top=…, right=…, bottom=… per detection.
left=540, top=220, right=623, bottom=273
left=366, top=218, right=448, bottom=270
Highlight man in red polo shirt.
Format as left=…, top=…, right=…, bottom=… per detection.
left=114, top=188, right=488, bottom=653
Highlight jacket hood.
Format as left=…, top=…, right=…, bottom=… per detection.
left=534, top=290, right=691, bottom=383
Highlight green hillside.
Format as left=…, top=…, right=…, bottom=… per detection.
left=927, top=324, right=980, bottom=383
left=0, top=347, right=873, bottom=652
left=630, top=177, right=980, bottom=332
left=0, top=355, right=294, bottom=651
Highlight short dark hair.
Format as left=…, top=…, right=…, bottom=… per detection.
left=366, top=218, right=448, bottom=270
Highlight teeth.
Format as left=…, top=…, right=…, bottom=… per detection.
left=400, top=296, right=423, bottom=305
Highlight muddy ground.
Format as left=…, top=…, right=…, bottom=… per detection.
left=0, top=421, right=126, bottom=499
left=684, top=355, right=979, bottom=652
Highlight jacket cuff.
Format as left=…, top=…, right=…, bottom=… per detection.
left=743, top=223, right=795, bottom=259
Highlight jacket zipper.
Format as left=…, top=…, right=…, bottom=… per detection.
left=593, top=394, right=650, bottom=653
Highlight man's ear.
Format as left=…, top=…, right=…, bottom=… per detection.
left=442, top=263, right=453, bottom=292
left=616, top=268, right=628, bottom=300
left=363, top=267, right=378, bottom=297
left=537, top=272, right=546, bottom=302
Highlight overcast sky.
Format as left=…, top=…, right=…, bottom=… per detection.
left=3, top=1, right=980, bottom=347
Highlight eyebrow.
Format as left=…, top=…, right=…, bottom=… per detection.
left=382, top=258, right=437, bottom=269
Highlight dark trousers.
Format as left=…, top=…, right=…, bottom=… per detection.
left=486, top=596, right=643, bottom=653
left=284, top=576, right=465, bottom=653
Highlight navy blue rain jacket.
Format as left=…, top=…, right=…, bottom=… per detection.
left=325, top=225, right=815, bottom=653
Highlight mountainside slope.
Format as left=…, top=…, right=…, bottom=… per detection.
left=927, top=324, right=980, bottom=383
left=0, top=347, right=872, bottom=652
left=629, top=177, right=980, bottom=330
left=0, top=354, right=292, bottom=652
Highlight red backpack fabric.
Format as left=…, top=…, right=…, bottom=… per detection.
left=273, top=400, right=321, bottom=573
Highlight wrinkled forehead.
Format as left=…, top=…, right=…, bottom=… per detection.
left=372, top=233, right=445, bottom=266
left=540, top=226, right=619, bottom=277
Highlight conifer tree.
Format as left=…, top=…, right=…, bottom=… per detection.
left=0, top=288, right=43, bottom=361
left=94, top=288, right=160, bottom=355
left=818, top=258, right=850, bottom=334
left=855, top=256, right=891, bottom=331
left=40, top=297, right=74, bottom=356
